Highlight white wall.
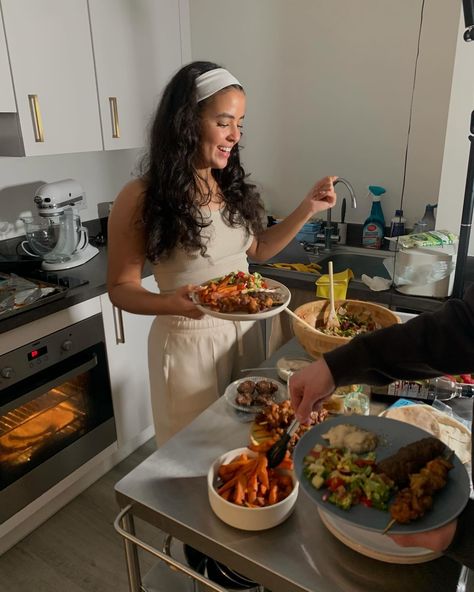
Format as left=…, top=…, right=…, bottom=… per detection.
left=190, top=0, right=472, bottom=251
left=0, top=1, right=472, bottom=254
left=437, top=14, right=474, bottom=245
left=0, top=149, right=141, bottom=237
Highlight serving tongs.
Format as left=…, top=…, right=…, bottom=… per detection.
left=266, top=418, right=300, bottom=469
left=266, top=375, right=299, bottom=469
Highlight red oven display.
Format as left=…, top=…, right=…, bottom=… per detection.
left=27, top=346, right=48, bottom=361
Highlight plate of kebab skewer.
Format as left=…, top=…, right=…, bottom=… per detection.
left=189, top=271, right=291, bottom=321
left=293, top=415, right=471, bottom=534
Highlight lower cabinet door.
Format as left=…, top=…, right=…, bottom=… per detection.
left=100, top=276, right=158, bottom=447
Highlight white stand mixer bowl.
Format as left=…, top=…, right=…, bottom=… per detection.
left=20, top=210, right=98, bottom=270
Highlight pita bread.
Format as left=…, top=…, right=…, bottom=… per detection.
left=383, top=405, right=471, bottom=464
left=384, top=406, right=441, bottom=438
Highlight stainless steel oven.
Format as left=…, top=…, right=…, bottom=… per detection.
left=0, top=313, right=116, bottom=523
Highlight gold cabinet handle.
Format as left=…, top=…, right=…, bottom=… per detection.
left=109, top=96, right=120, bottom=138
left=28, top=94, right=45, bottom=142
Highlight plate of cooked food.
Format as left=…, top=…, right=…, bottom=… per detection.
left=224, top=377, right=287, bottom=413
left=293, top=414, right=471, bottom=534
left=249, top=399, right=329, bottom=452
left=190, top=271, right=291, bottom=321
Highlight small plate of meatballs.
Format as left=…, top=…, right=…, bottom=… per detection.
left=224, top=376, right=287, bottom=413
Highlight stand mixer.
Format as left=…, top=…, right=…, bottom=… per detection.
left=21, top=179, right=99, bottom=271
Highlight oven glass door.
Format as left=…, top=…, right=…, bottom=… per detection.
left=0, top=342, right=114, bottom=491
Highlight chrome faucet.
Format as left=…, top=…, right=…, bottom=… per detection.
left=324, top=177, right=357, bottom=251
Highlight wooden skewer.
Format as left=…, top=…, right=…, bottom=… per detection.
left=382, top=518, right=397, bottom=535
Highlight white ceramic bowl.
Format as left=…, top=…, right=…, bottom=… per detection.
left=276, top=356, right=312, bottom=382
left=207, top=447, right=298, bottom=531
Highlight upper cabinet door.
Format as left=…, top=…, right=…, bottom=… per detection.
left=0, top=8, right=15, bottom=112
left=1, top=0, right=102, bottom=156
left=88, top=0, right=189, bottom=151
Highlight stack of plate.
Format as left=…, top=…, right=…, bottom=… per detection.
left=318, top=508, right=440, bottom=564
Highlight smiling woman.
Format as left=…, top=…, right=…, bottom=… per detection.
left=196, top=88, right=246, bottom=174
left=106, top=60, right=338, bottom=446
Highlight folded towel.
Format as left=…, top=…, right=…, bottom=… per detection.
left=316, top=268, right=354, bottom=300
left=265, top=262, right=321, bottom=273
left=361, top=274, right=392, bottom=291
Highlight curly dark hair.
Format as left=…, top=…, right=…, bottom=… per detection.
left=139, top=61, right=265, bottom=262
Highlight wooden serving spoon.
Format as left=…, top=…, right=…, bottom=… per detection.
left=326, top=261, right=340, bottom=330
left=284, top=307, right=321, bottom=334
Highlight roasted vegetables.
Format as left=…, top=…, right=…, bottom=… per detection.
left=216, top=451, right=294, bottom=507
left=193, top=271, right=284, bottom=314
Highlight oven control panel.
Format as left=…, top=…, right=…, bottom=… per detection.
left=0, top=314, right=105, bottom=390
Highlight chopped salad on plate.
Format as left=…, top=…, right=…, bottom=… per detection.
left=303, top=444, right=393, bottom=511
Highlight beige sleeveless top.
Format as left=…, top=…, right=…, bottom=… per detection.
left=152, top=209, right=253, bottom=293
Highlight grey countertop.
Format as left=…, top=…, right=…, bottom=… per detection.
left=0, top=246, right=152, bottom=335
left=1, top=237, right=473, bottom=335
left=114, top=338, right=470, bottom=592
left=250, top=240, right=474, bottom=315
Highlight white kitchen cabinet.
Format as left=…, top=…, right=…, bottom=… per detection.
left=0, top=0, right=190, bottom=156
left=89, top=0, right=190, bottom=151
left=0, top=8, right=15, bottom=112
left=0, top=0, right=102, bottom=156
left=100, top=275, right=157, bottom=448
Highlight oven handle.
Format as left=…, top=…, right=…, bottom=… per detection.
left=0, top=354, right=98, bottom=416
left=114, top=505, right=229, bottom=592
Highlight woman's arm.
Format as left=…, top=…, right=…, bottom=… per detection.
left=246, top=176, right=337, bottom=263
left=107, top=179, right=203, bottom=319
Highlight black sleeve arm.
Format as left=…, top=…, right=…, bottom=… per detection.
left=444, top=499, right=474, bottom=569
left=323, top=284, right=474, bottom=387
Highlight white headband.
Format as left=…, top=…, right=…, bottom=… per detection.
left=195, top=68, right=242, bottom=103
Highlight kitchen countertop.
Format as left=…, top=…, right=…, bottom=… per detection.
left=1, top=238, right=473, bottom=335
left=0, top=246, right=153, bottom=335
left=250, top=240, right=474, bottom=314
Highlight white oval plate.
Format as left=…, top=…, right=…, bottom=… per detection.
left=191, top=277, right=291, bottom=321
left=224, top=376, right=287, bottom=413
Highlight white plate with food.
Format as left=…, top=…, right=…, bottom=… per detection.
left=190, top=271, right=291, bottom=321
left=224, top=376, right=287, bottom=413
left=293, top=415, right=471, bottom=534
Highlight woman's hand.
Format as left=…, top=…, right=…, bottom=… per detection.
left=389, top=520, right=457, bottom=552
left=303, top=176, right=338, bottom=216
left=162, top=285, right=205, bottom=319
left=290, top=357, right=336, bottom=423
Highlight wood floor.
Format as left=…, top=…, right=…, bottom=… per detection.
left=0, top=438, right=172, bottom=592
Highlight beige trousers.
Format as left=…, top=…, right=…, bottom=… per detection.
left=148, top=314, right=265, bottom=446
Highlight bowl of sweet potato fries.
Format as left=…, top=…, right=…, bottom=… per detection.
left=208, top=447, right=298, bottom=530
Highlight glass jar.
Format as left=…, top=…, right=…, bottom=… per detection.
left=344, top=387, right=370, bottom=416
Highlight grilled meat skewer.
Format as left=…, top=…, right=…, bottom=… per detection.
left=376, top=437, right=446, bottom=487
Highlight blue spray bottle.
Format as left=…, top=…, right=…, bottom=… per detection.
left=362, top=185, right=386, bottom=249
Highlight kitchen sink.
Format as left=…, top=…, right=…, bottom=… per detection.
left=307, top=245, right=394, bottom=282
